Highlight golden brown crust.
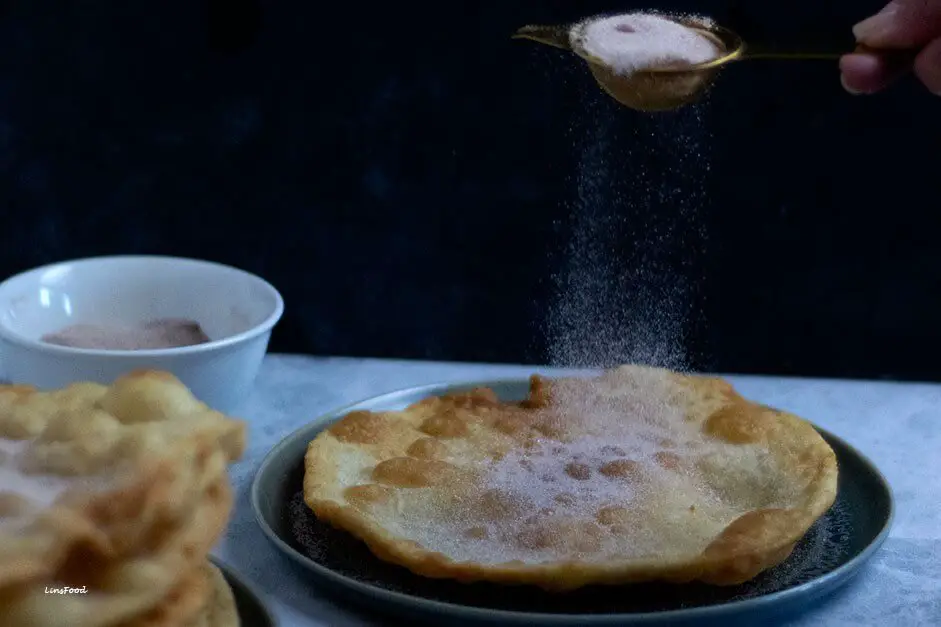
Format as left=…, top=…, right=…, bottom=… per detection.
left=0, top=371, right=245, bottom=626
left=182, top=563, right=240, bottom=627
left=303, top=365, right=838, bottom=591
left=118, top=564, right=210, bottom=627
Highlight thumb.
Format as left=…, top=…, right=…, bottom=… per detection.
left=853, top=0, right=941, bottom=48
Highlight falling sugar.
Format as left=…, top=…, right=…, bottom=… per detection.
left=545, top=72, right=711, bottom=370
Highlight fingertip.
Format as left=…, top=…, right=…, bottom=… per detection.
left=838, top=51, right=910, bottom=95
left=839, top=52, right=880, bottom=75
left=853, top=0, right=941, bottom=49
left=840, top=73, right=863, bottom=95
left=914, top=37, right=941, bottom=95
left=839, top=53, right=882, bottom=94
left=852, top=4, right=899, bottom=45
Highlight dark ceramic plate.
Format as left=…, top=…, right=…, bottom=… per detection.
left=251, top=380, right=893, bottom=626
left=209, top=556, right=278, bottom=627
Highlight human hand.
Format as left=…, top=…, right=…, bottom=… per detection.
left=840, top=0, right=941, bottom=95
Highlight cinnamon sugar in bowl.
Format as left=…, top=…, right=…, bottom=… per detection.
left=0, top=256, right=283, bottom=413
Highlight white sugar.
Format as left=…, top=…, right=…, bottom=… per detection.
left=485, top=437, right=640, bottom=513
left=0, top=438, right=71, bottom=507
left=359, top=371, right=798, bottom=568
left=576, top=13, right=720, bottom=76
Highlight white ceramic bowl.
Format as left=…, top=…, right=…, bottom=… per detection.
left=0, top=256, right=284, bottom=414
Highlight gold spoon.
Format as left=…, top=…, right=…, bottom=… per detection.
left=514, top=15, right=845, bottom=112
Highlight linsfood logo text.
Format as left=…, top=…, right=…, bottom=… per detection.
left=45, top=586, right=88, bottom=594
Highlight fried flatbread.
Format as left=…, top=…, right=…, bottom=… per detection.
left=0, top=371, right=245, bottom=626
left=183, top=563, right=239, bottom=627
left=118, top=563, right=210, bottom=627
left=304, top=365, right=838, bottom=591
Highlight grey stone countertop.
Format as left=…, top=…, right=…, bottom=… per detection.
left=212, top=354, right=941, bottom=627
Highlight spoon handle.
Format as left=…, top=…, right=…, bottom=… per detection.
left=513, top=25, right=572, bottom=51
left=743, top=51, right=843, bottom=60
left=741, top=45, right=911, bottom=62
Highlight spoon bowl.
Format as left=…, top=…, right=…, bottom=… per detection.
left=515, top=16, right=744, bottom=111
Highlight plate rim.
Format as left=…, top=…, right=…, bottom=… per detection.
left=209, top=555, right=280, bottom=627
left=251, top=378, right=895, bottom=625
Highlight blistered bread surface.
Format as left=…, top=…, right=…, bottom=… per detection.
left=0, top=371, right=245, bottom=626
left=303, top=365, right=838, bottom=590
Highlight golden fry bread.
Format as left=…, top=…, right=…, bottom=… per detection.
left=118, top=563, right=210, bottom=627
left=184, top=563, right=239, bottom=627
left=304, top=365, right=838, bottom=591
left=0, top=371, right=245, bottom=626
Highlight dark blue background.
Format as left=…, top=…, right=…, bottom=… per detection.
left=1, top=0, right=939, bottom=380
